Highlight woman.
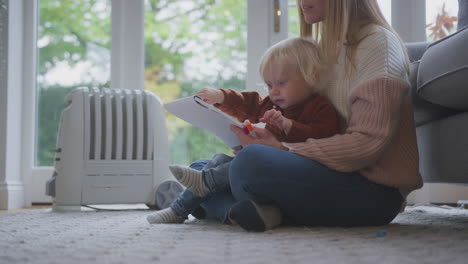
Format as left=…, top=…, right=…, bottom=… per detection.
left=152, top=0, right=423, bottom=231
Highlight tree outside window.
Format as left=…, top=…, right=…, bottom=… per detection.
left=426, top=0, right=459, bottom=41
left=144, top=0, right=247, bottom=165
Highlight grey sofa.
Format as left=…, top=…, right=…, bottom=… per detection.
left=407, top=24, right=468, bottom=184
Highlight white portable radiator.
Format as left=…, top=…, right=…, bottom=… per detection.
left=45, top=87, right=183, bottom=211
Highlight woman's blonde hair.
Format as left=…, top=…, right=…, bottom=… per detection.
left=296, top=0, right=409, bottom=73
left=259, top=37, right=328, bottom=93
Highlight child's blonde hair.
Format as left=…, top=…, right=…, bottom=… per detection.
left=258, top=37, right=328, bottom=93
left=296, top=0, right=409, bottom=74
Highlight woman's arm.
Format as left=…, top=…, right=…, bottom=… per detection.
left=284, top=77, right=408, bottom=172
left=281, top=28, right=411, bottom=172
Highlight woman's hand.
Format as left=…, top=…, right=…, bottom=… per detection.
left=230, top=124, right=287, bottom=150
left=260, top=109, right=292, bottom=134
left=232, top=145, right=243, bottom=155
left=196, top=88, right=224, bottom=105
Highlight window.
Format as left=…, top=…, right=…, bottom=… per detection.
left=34, top=0, right=397, bottom=168
left=36, top=0, right=111, bottom=166
left=426, top=0, right=459, bottom=41
left=377, top=0, right=392, bottom=25
left=288, top=0, right=392, bottom=38
left=144, top=0, right=247, bottom=165
left=288, top=0, right=299, bottom=37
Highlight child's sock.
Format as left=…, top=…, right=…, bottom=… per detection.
left=169, top=165, right=210, bottom=197
left=228, top=200, right=282, bottom=232
left=147, top=208, right=185, bottom=224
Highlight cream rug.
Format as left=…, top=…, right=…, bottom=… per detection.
left=1, top=204, right=467, bottom=264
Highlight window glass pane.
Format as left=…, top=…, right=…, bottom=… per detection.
left=426, top=0, right=459, bottom=41
left=377, top=0, right=392, bottom=25
left=37, top=0, right=111, bottom=166
left=288, top=0, right=299, bottom=37
left=144, top=0, right=247, bottom=165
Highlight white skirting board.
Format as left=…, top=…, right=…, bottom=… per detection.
left=0, top=181, right=24, bottom=210
left=407, top=182, right=468, bottom=204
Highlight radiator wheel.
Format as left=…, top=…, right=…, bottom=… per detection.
left=148, top=180, right=184, bottom=210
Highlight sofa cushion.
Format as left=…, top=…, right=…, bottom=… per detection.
left=416, top=111, right=468, bottom=184
left=410, top=62, right=459, bottom=126
left=417, top=26, right=468, bottom=110
left=405, top=42, right=429, bottom=62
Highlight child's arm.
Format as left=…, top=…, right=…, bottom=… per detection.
left=285, top=103, right=340, bottom=142
left=262, top=100, right=340, bottom=143
left=196, top=88, right=225, bottom=105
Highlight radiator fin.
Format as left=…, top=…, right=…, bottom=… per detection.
left=134, top=91, right=144, bottom=160
left=103, top=90, right=113, bottom=160
left=85, top=88, right=154, bottom=161
left=112, top=89, right=123, bottom=160
left=124, top=90, right=133, bottom=160
left=92, top=88, right=102, bottom=160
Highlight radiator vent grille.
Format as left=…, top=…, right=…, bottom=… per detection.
left=84, top=88, right=154, bottom=161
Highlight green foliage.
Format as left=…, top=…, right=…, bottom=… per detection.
left=38, top=0, right=111, bottom=75
left=288, top=1, right=300, bottom=37
left=37, top=86, right=71, bottom=166
left=144, top=0, right=247, bottom=164
left=169, top=126, right=232, bottom=165
left=37, top=0, right=247, bottom=166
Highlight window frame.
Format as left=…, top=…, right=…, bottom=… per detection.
left=22, top=0, right=146, bottom=204
left=392, top=0, right=427, bottom=42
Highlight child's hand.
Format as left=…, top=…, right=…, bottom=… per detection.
left=196, top=88, right=225, bottom=105
left=261, top=109, right=285, bottom=128
left=260, top=109, right=292, bottom=134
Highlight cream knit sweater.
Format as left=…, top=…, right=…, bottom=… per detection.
left=284, top=25, right=423, bottom=194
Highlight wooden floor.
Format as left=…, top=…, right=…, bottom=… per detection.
left=0, top=204, right=52, bottom=216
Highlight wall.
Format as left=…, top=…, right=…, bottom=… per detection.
left=0, top=0, right=24, bottom=210
left=0, top=0, right=10, bottom=209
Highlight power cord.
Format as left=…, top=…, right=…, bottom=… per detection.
left=82, top=205, right=152, bottom=211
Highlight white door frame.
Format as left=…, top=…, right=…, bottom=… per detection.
left=247, top=0, right=288, bottom=96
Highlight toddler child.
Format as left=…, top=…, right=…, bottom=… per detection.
left=147, top=37, right=340, bottom=224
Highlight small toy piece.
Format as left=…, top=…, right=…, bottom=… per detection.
left=375, top=230, right=387, bottom=237
left=243, top=120, right=255, bottom=135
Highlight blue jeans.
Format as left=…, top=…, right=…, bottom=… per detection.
left=202, top=153, right=234, bottom=193
left=171, top=144, right=403, bottom=226
left=170, top=153, right=235, bottom=221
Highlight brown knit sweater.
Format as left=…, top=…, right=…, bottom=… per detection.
left=215, top=89, right=339, bottom=143
left=284, top=25, right=423, bottom=195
